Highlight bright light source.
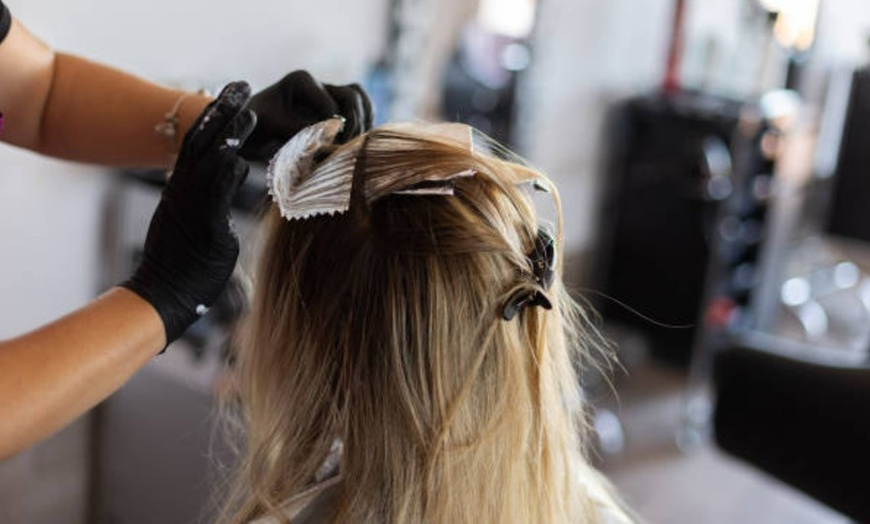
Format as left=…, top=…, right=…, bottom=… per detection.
left=758, top=0, right=789, bottom=12
left=834, top=262, right=860, bottom=289
left=759, top=0, right=820, bottom=51
left=477, top=0, right=537, bottom=39
left=501, top=43, right=532, bottom=71
left=781, top=277, right=811, bottom=306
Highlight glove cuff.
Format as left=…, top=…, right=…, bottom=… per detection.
left=120, top=270, right=199, bottom=349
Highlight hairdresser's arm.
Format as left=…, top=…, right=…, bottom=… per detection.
left=0, top=84, right=256, bottom=460
left=0, top=288, right=163, bottom=460
left=0, top=15, right=373, bottom=168
left=0, top=17, right=210, bottom=167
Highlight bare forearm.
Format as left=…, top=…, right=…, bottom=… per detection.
left=35, top=53, right=211, bottom=168
left=0, top=287, right=164, bottom=460
left=0, top=19, right=211, bottom=168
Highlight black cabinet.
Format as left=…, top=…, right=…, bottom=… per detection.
left=595, top=92, right=774, bottom=366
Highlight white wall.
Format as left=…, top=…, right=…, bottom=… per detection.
left=813, top=0, right=870, bottom=67
left=520, top=0, right=672, bottom=258
left=8, top=0, right=388, bottom=88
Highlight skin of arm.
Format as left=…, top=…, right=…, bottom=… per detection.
left=0, top=18, right=212, bottom=167
left=0, top=16, right=209, bottom=458
left=0, top=17, right=267, bottom=458
left=0, top=288, right=165, bottom=460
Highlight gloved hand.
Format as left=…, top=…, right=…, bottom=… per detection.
left=240, top=70, right=373, bottom=161
left=122, top=81, right=257, bottom=346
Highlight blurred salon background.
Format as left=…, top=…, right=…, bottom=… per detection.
left=2, top=0, right=870, bottom=522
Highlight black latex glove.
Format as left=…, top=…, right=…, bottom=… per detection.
left=240, top=70, right=373, bottom=161
left=122, top=81, right=257, bottom=346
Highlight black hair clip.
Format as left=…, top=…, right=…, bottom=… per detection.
left=502, top=228, right=557, bottom=321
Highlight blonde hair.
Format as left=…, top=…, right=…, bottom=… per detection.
left=218, top=125, right=629, bottom=523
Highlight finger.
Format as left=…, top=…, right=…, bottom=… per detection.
left=181, top=81, right=252, bottom=159
left=350, top=83, right=374, bottom=131
left=289, top=71, right=339, bottom=121
left=324, top=84, right=360, bottom=140
left=212, top=109, right=257, bottom=197
left=205, top=149, right=251, bottom=206
left=217, top=108, right=258, bottom=153
left=326, top=83, right=373, bottom=143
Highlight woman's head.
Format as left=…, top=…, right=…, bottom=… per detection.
left=222, top=123, right=624, bottom=523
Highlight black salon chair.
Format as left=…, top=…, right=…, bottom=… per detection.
left=713, top=342, right=870, bottom=521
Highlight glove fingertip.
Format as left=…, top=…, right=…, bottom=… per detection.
left=182, top=82, right=252, bottom=157
left=219, top=81, right=252, bottom=108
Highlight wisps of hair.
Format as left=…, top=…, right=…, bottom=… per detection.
left=216, top=123, right=631, bottom=523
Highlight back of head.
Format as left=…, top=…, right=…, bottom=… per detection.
left=221, top=124, right=627, bottom=523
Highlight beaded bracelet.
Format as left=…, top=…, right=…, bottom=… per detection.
left=154, top=89, right=209, bottom=153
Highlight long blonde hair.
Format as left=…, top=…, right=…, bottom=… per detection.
left=219, top=125, right=628, bottom=523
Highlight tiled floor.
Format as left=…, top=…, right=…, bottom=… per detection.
left=595, top=360, right=850, bottom=524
